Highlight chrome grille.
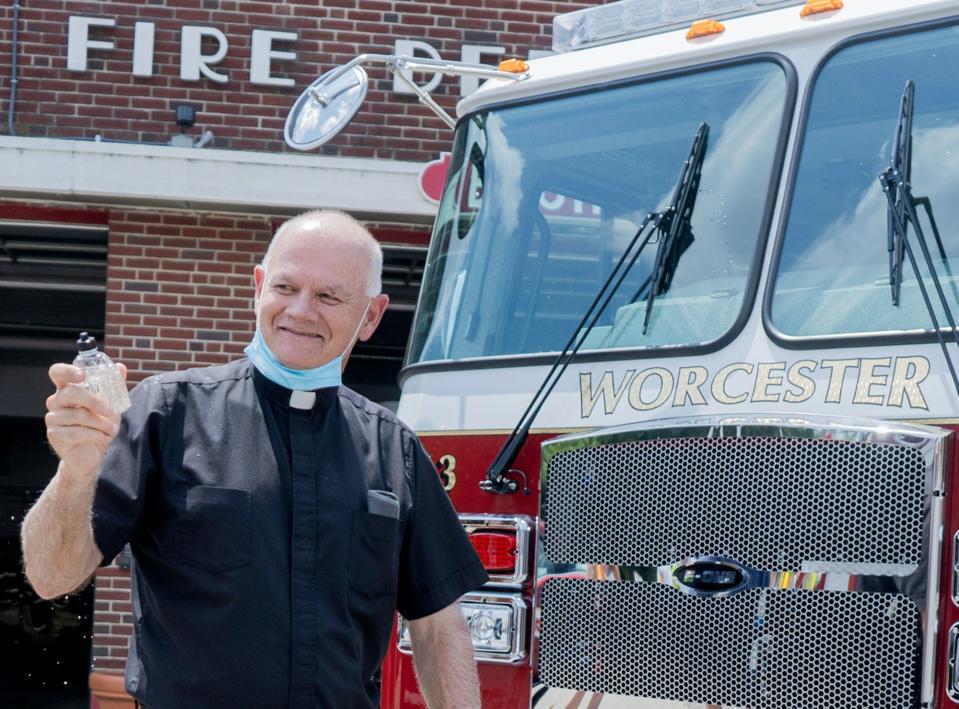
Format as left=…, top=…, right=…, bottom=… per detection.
left=543, top=436, right=926, bottom=570
left=538, top=579, right=920, bottom=707
left=535, top=416, right=947, bottom=707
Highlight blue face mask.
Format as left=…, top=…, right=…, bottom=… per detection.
left=244, top=329, right=343, bottom=391
left=245, top=300, right=371, bottom=391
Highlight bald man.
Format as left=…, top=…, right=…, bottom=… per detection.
left=22, top=210, right=488, bottom=708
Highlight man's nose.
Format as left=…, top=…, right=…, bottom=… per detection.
left=286, top=291, right=318, bottom=320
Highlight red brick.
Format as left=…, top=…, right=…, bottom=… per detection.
left=98, top=635, right=131, bottom=646
left=91, top=658, right=126, bottom=671
left=93, top=612, right=124, bottom=624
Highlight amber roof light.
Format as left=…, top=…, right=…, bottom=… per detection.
left=800, top=0, right=843, bottom=18
left=497, top=58, right=529, bottom=74
left=686, top=19, right=725, bottom=40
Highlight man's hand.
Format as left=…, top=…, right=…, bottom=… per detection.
left=45, top=362, right=125, bottom=482
left=408, top=602, right=481, bottom=709
left=21, top=361, right=126, bottom=599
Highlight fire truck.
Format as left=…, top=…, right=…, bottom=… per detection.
left=287, top=0, right=959, bottom=705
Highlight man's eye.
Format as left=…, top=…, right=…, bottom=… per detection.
left=318, top=294, right=341, bottom=305
left=273, top=284, right=295, bottom=294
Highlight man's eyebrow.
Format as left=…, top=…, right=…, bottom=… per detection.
left=270, top=272, right=349, bottom=296
left=319, top=285, right=350, bottom=299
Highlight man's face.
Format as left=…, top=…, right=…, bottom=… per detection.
left=253, top=225, right=388, bottom=370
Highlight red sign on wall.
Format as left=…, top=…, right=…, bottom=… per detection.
left=418, top=153, right=452, bottom=204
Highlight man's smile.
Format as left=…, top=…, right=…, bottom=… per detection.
left=278, top=325, right=324, bottom=339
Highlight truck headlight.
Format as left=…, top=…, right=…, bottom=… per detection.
left=397, top=592, right=528, bottom=663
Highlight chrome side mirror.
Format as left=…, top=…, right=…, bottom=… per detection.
left=285, top=54, right=528, bottom=150
left=284, top=65, right=368, bottom=151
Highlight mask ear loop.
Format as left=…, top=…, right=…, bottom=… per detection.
left=339, top=298, right=373, bottom=359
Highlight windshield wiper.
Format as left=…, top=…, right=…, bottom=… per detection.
left=878, top=80, right=959, bottom=395
left=481, top=123, right=710, bottom=494
left=639, top=121, right=709, bottom=333
left=881, top=81, right=947, bottom=305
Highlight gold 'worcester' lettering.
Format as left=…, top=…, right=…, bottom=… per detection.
left=783, top=360, right=817, bottom=403
left=853, top=357, right=891, bottom=405
left=628, top=367, right=673, bottom=411
left=580, top=369, right=635, bottom=418
left=577, top=355, right=933, bottom=418
left=820, top=359, right=859, bottom=404
left=751, top=361, right=786, bottom=403
left=887, top=356, right=930, bottom=409
left=712, top=362, right=754, bottom=404
left=673, top=366, right=708, bottom=407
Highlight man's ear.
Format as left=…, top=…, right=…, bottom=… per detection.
left=253, top=265, right=265, bottom=301
left=357, top=294, right=390, bottom=342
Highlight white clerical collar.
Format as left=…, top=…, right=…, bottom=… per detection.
left=289, top=390, right=316, bottom=410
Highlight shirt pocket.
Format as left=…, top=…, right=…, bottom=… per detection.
left=348, top=510, right=399, bottom=600
left=176, top=486, right=252, bottom=573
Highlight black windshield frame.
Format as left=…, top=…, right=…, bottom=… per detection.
left=763, top=13, right=959, bottom=351
left=400, top=52, right=797, bottom=384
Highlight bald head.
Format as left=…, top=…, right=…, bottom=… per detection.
left=263, top=210, right=383, bottom=296
left=253, top=209, right=390, bottom=369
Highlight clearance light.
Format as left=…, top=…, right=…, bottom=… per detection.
left=460, top=514, right=532, bottom=587
left=800, top=0, right=843, bottom=17
left=497, top=58, right=529, bottom=73
left=686, top=19, right=725, bottom=40
left=397, top=592, right=528, bottom=663
left=553, top=0, right=806, bottom=52
left=469, top=532, right=517, bottom=572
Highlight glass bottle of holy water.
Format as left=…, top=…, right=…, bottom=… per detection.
left=73, top=332, right=131, bottom=414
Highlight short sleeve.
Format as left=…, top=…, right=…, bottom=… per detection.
left=395, top=435, right=489, bottom=620
left=90, top=377, right=164, bottom=564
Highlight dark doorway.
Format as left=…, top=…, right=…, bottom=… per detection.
left=0, top=418, right=93, bottom=709
left=0, top=214, right=108, bottom=709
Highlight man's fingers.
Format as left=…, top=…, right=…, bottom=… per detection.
left=46, top=383, right=115, bottom=418
left=45, top=408, right=119, bottom=439
left=117, top=362, right=128, bottom=382
left=49, top=363, right=84, bottom=389
left=46, top=424, right=114, bottom=450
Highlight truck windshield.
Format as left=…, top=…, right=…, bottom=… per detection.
left=770, top=22, right=959, bottom=339
left=408, top=60, right=788, bottom=364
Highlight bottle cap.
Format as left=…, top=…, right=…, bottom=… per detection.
left=76, top=332, right=97, bottom=352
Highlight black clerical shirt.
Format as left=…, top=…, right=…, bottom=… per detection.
left=91, top=359, right=487, bottom=708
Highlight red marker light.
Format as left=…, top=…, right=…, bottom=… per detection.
left=469, top=531, right=517, bottom=573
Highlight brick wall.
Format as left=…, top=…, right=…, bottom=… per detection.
left=106, top=208, right=270, bottom=383
left=91, top=564, right=133, bottom=674
left=0, top=0, right=602, bottom=161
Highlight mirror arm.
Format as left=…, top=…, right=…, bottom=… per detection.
left=312, top=53, right=382, bottom=90
left=392, top=56, right=528, bottom=81
left=391, top=65, right=457, bottom=129
left=322, top=54, right=527, bottom=131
